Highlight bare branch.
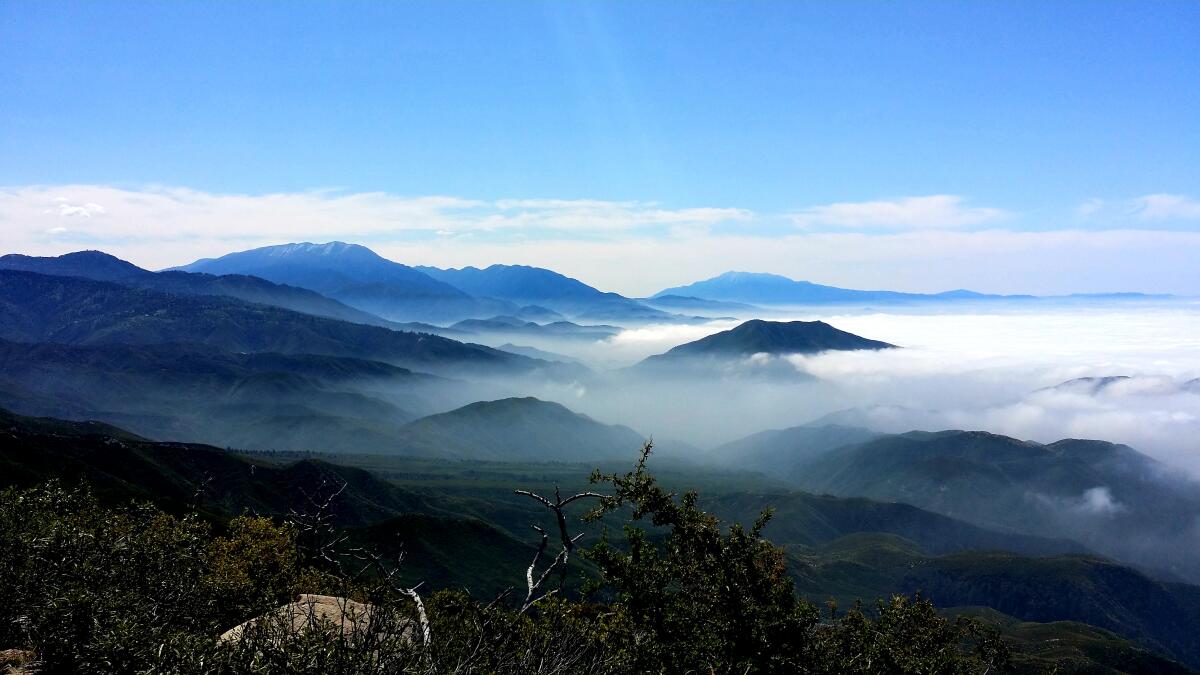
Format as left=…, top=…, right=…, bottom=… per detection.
left=402, top=583, right=432, bottom=648
left=559, top=491, right=605, bottom=507
left=514, top=484, right=606, bottom=613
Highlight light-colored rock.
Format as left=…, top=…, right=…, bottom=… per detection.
left=219, top=594, right=409, bottom=645
left=0, top=648, right=35, bottom=675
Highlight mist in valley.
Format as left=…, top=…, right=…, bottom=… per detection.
left=495, top=302, right=1200, bottom=478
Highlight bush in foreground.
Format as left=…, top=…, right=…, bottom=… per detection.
left=0, top=449, right=1009, bottom=673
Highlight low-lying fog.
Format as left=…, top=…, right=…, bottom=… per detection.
left=513, top=302, right=1200, bottom=476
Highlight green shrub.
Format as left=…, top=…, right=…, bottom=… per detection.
left=0, top=457, right=1010, bottom=674
left=0, top=482, right=299, bottom=673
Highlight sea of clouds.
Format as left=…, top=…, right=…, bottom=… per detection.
left=538, top=304, right=1200, bottom=476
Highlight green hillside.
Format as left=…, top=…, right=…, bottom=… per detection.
left=390, top=397, right=647, bottom=461
left=785, top=429, right=1200, bottom=584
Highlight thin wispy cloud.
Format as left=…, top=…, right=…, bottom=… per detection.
left=791, top=195, right=1008, bottom=230
left=1076, top=193, right=1200, bottom=222
left=1133, top=193, right=1200, bottom=221
left=2, top=185, right=749, bottom=240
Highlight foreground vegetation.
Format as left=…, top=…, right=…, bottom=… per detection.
left=0, top=445, right=1013, bottom=674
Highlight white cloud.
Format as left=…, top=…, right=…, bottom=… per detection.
left=0, top=185, right=748, bottom=244
left=57, top=201, right=106, bottom=218
left=1132, top=193, right=1200, bottom=221
left=791, top=195, right=1007, bottom=229
left=1076, top=193, right=1200, bottom=222
left=1074, top=487, right=1126, bottom=516
left=4, top=185, right=1200, bottom=297
left=485, top=199, right=752, bottom=231
left=772, top=309, right=1200, bottom=476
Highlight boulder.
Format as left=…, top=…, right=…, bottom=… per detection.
left=219, top=594, right=410, bottom=645
left=0, top=649, right=35, bottom=674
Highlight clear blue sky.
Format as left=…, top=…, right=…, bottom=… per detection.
left=2, top=1, right=1199, bottom=295
left=4, top=1, right=1198, bottom=209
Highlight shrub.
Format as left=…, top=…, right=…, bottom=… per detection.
left=0, top=453, right=1010, bottom=674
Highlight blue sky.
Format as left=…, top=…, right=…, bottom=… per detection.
left=2, top=1, right=1199, bottom=295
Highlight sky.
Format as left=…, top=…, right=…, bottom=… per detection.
left=2, top=1, right=1199, bottom=296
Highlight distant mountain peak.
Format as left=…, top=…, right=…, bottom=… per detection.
left=394, top=396, right=645, bottom=461
left=415, top=263, right=678, bottom=322
left=57, top=249, right=132, bottom=263
left=633, top=319, right=894, bottom=375
left=207, top=241, right=387, bottom=264
left=658, top=319, right=895, bottom=359
left=0, top=250, right=149, bottom=281
left=654, top=271, right=1002, bottom=306
left=173, top=242, right=521, bottom=322
left=270, top=241, right=377, bottom=257
left=714, top=270, right=800, bottom=282
left=1043, top=375, right=1133, bottom=395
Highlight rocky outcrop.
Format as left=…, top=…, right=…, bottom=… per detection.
left=0, top=649, right=35, bottom=674
left=219, top=594, right=411, bottom=645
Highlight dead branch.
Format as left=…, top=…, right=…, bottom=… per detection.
left=514, top=485, right=604, bottom=612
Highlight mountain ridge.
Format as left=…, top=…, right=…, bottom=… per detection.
left=763, top=427, right=1200, bottom=585
left=654, top=270, right=1173, bottom=305
left=0, top=250, right=401, bottom=327
left=390, top=396, right=648, bottom=461
left=176, top=242, right=518, bottom=322
left=0, top=269, right=555, bottom=379
left=417, top=263, right=687, bottom=323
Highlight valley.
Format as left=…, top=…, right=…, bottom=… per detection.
left=2, top=244, right=1199, bottom=672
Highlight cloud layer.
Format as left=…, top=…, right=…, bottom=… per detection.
left=776, top=309, right=1200, bottom=476
left=508, top=306, right=1200, bottom=482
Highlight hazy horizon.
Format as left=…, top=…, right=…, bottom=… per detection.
left=6, top=236, right=1200, bottom=300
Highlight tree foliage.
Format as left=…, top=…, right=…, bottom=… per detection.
left=0, top=449, right=1011, bottom=674
left=583, top=443, right=821, bottom=672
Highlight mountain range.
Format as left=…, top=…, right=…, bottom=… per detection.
left=0, top=250, right=406, bottom=327
left=178, top=242, right=527, bottom=323
left=415, top=263, right=680, bottom=323
left=0, top=269, right=555, bottom=379
left=654, top=271, right=1014, bottom=305
left=0, top=324, right=642, bottom=458
left=5, top=242, right=1199, bottom=670
left=714, top=424, right=1200, bottom=585
left=0, top=338, right=465, bottom=453
left=8, top=247, right=1176, bottom=334
left=653, top=270, right=1173, bottom=306
left=637, top=294, right=761, bottom=314
left=447, top=316, right=620, bottom=342
left=177, top=243, right=692, bottom=324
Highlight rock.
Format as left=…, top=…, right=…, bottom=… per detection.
left=219, top=594, right=411, bottom=646
left=0, top=649, right=35, bottom=674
